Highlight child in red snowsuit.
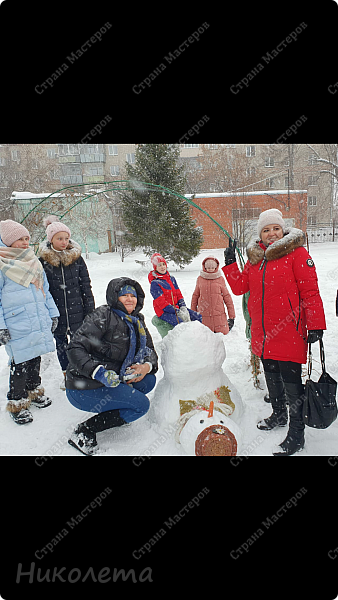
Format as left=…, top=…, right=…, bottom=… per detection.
left=148, top=253, right=202, bottom=337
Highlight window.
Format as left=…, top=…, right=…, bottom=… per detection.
left=86, top=166, right=103, bottom=176
left=206, top=144, right=218, bottom=149
left=47, top=148, right=57, bottom=158
left=58, top=144, right=79, bottom=156
left=110, top=165, right=120, bottom=176
left=108, top=145, right=118, bottom=156
left=308, top=153, right=318, bottom=165
left=307, top=216, right=316, bottom=225
left=246, top=145, right=255, bottom=157
left=308, top=196, right=317, bottom=206
left=265, top=157, right=274, bottom=167
left=32, top=159, right=40, bottom=169
left=0, top=157, right=5, bottom=166
left=246, top=167, right=256, bottom=176
left=183, top=144, right=199, bottom=149
left=49, top=168, right=60, bottom=180
left=266, top=177, right=275, bottom=188
left=85, top=144, right=100, bottom=154
left=308, top=176, right=318, bottom=186
left=126, top=153, right=135, bottom=163
left=11, top=150, right=20, bottom=161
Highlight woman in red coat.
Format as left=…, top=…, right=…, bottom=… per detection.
left=223, top=208, right=326, bottom=456
left=191, top=256, right=235, bottom=335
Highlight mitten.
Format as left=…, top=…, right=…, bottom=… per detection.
left=51, top=317, right=58, bottom=333
left=94, top=366, right=120, bottom=388
left=224, top=238, right=237, bottom=266
left=162, top=305, right=176, bottom=314
left=307, top=330, right=323, bottom=344
left=228, top=318, right=235, bottom=331
left=177, top=298, right=186, bottom=308
left=0, top=328, right=11, bottom=345
left=177, top=306, right=191, bottom=322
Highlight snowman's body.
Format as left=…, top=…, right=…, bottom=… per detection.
left=149, top=321, right=244, bottom=455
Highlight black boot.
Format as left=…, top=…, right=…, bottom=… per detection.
left=68, top=410, right=127, bottom=456
left=82, top=409, right=127, bottom=434
left=257, top=372, right=288, bottom=430
left=273, top=382, right=305, bottom=456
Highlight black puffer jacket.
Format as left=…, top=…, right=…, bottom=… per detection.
left=38, top=240, right=95, bottom=336
left=65, top=277, right=158, bottom=390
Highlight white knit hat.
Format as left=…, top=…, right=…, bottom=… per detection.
left=0, top=220, right=30, bottom=247
left=257, top=209, right=285, bottom=237
left=43, top=215, right=71, bottom=243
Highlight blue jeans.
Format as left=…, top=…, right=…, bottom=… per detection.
left=66, top=373, right=156, bottom=423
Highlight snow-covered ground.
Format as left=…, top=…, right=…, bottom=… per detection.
left=0, top=243, right=337, bottom=457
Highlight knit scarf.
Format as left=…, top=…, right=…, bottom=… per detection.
left=111, top=308, right=151, bottom=378
left=0, top=246, right=45, bottom=297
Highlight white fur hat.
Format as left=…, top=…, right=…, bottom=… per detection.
left=257, top=209, right=285, bottom=237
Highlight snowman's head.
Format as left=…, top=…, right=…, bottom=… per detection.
left=179, top=401, right=242, bottom=456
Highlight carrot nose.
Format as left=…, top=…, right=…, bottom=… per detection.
left=207, top=400, right=214, bottom=418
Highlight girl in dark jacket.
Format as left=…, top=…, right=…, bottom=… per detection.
left=38, top=216, right=95, bottom=384
left=65, top=277, right=158, bottom=455
left=223, top=208, right=326, bottom=456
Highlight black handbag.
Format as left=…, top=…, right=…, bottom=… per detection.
left=303, top=339, right=338, bottom=429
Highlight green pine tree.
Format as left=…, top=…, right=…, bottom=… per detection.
left=120, top=144, right=203, bottom=267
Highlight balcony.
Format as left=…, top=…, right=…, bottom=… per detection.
left=82, top=175, right=104, bottom=184
left=58, top=154, right=81, bottom=164
left=80, top=153, right=106, bottom=163
left=60, top=175, right=83, bottom=184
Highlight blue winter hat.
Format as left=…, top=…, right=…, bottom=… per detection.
left=118, top=284, right=137, bottom=298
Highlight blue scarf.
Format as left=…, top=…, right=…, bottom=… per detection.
left=111, top=308, right=151, bottom=379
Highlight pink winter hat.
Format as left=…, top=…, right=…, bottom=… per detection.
left=150, top=253, right=167, bottom=268
left=0, top=220, right=30, bottom=247
left=43, top=215, right=71, bottom=243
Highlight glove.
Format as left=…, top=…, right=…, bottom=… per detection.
left=94, top=366, right=120, bottom=388
left=51, top=317, right=58, bottom=333
left=228, top=318, right=235, bottom=331
left=307, top=330, right=323, bottom=344
left=177, top=299, right=186, bottom=308
left=0, top=328, right=11, bottom=345
left=162, top=305, right=176, bottom=314
left=224, top=238, right=237, bottom=266
left=177, top=306, right=191, bottom=322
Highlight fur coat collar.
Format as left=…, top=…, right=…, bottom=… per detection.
left=38, top=239, right=82, bottom=267
left=199, top=269, right=222, bottom=280
left=246, top=228, right=306, bottom=265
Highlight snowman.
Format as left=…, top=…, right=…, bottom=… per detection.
left=148, top=321, right=244, bottom=455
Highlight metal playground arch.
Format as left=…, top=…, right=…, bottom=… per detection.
left=19, top=179, right=245, bottom=268
left=19, top=180, right=255, bottom=380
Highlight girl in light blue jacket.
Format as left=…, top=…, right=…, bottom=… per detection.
left=0, top=220, right=59, bottom=425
